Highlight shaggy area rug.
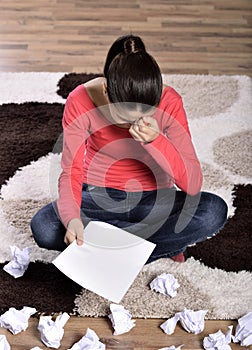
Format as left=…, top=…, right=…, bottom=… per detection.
left=0, top=73, right=251, bottom=320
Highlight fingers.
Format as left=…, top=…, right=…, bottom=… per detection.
left=64, top=228, right=84, bottom=246
left=142, top=116, right=155, bottom=127
left=129, top=117, right=159, bottom=143
left=129, top=125, right=143, bottom=141
left=65, top=218, right=84, bottom=246
left=129, top=124, right=149, bottom=142
left=64, top=230, right=76, bottom=245
left=137, top=116, right=151, bottom=128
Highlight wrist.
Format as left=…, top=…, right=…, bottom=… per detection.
left=67, top=217, right=83, bottom=228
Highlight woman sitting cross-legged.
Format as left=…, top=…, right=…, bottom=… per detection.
left=30, top=34, right=228, bottom=264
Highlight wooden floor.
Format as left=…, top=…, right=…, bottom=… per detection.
left=0, top=0, right=251, bottom=76
left=0, top=317, right=247, bottom=350
left=0, top=1, right=251, bottom=349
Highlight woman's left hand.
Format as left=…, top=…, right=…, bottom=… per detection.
left=129, top=116, right=159, bottom=143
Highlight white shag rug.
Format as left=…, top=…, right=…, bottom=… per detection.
left=0, top=73, right=251, bottom=319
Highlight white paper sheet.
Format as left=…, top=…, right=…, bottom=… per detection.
left=52, top=221, right=156, bottom=303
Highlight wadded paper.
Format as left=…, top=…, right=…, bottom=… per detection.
left=150, top=273, right=180, bottom=297
left=108, top=304, right=135, bottom=335
left=0, top=306, right=36, bottom=335
left=160, top=308, right=208, bottom=335
left=232, top=311, right=252, bottom=346
left=0, top=335, right=10, bottom=350
left=69, top=328, right=105, bottom=350
left=203, top=326, right=233, bottom=350
left=3, top=246, right=31, bottom=278
left=38, top=312, right=70, bottom=349
left=52, top=221, right=156, bottom=303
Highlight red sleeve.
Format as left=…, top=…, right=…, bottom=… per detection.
left=57, top=89, right=90, bottom=227
left=143, top=89, right=203, bottom=195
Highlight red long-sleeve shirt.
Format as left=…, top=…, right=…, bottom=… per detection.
left=57, top=84, right=203, bottom=227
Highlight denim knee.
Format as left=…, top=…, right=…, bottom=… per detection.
left=30, top=210, right=45, bottom=248
left=30, top=203, right=66, bottom=251
left=30, top=209, right=52, bottom=249
left=200, top=192, right=228, bottom=238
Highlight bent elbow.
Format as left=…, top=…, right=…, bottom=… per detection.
left=187, top=172, right=203, bottom=196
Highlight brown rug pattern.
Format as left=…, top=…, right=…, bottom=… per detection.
left=0, top=102, right=63, bottom=187
left=0, top=262, right=82, bottom=315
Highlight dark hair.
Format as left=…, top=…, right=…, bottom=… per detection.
left=103, top=35, right=162, bottom=111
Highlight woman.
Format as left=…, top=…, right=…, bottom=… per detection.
left=31, top=34, right=227, bottom=263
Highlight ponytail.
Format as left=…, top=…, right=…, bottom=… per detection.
left=103, top=35, right=162, bottom=110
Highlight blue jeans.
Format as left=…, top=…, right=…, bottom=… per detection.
left=30, top=185, right=228, bottom=264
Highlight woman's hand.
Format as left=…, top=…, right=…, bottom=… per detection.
left=129, top=116, right=159, bottom=143
left=64, top=218, right=84, bottom=246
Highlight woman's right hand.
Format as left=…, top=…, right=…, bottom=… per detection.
left=64, top=218, right=84, bottom=246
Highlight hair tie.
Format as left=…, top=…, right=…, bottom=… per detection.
left=124, top=38, right=145, bottom=54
